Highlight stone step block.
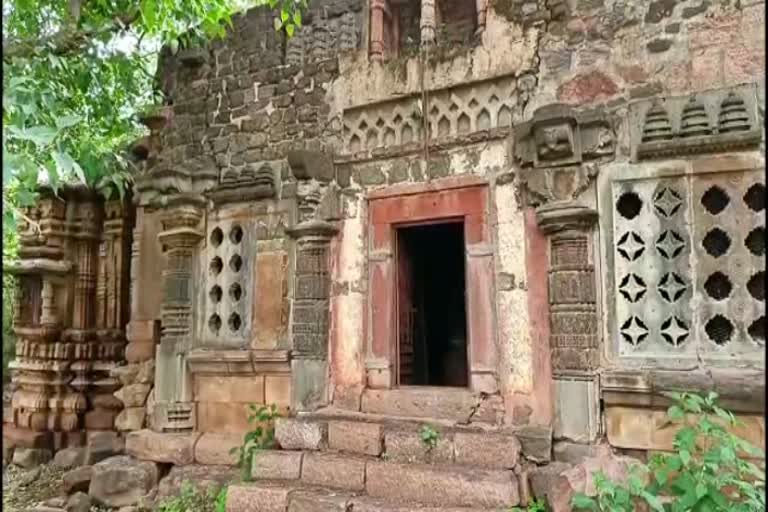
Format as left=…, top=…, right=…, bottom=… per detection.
left=195, top=433, right=241, bottom=465
left=360, top=388, right=502, bottom=424
left=365, top=461, right=519, bottom=508
left=350, top=496, right=500, bottom=512
left=453, top=431, right=520, bottom=469
left=383, top=429, right=454, bottom=464
left=288, top=489, right=355, bottom=512
left=251, top=450, right=303, bottom=480
left=275, top=417, right=327, bottom=451
left=226, top=482, right=294, bottom=512
left=328, top=420, right=382, bottom=456
left=301, top=452, right=366, bottom=491
left=125, top=429, right=198, bottom=465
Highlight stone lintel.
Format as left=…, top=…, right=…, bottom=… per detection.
left=535, top=201, right=598, bottom=234
left=186, top=348, right=291, bottom=375
left=601, top=368, right=765, bottom=413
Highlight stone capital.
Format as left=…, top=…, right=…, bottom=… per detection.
left=286, top=219, right=339, bottom=240
left=286, top=150, right=335, bottom=183
left=535, top=201, right=598, bottom=235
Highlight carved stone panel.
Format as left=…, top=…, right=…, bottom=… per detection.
left=605, top=166, right=764, bottom=367
left=628, top=85, right=761, bottom=162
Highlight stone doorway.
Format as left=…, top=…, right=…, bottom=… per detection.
left=396, top=220, right=468, bottom=388
left=366, top=178, right=498, bottom=393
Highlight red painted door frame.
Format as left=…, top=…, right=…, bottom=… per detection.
left=365, top=178, right=499, bottom=393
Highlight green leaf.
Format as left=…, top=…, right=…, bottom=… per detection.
left=293, top=10, right=302, bottom=27
left=13, top=125, right=59, bottom=147
left=56, top=115, right=82, bottom=129
left=281, top=9, right=289, bottom=22
left=680, top=449, right=691, bottom=466
left=273, top=17, right=283, bottom=31
left=286, top=24, right=295, bottom=37
left=571, top=494, right=598, bottom=511
left=667, top=405, right=685, bottom=421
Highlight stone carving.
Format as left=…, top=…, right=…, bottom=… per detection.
left=514, top=103, right=614, bottom=206
left=134, top=156, right=218, bottom=207
left=341, top=74, right=519, bottom=155
left=630, top=84, right=761, bottom=161
left=536, top=202, right=600, bottom=373
left=514, top=103, right=615, bottom=169
left=608, top=169, right=764, bottom=365
left=206, top=163, right=277, bottom=206
left=4, top=186, right=133, bottom=450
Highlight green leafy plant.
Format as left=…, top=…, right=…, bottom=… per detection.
left=419, top=424, right=440, bottom=451
left=230, top=403, right=280, bottom=481
left=572, top=392, right=766, bottom=512
left=509, top=498, right=548, bottom=512
left=157, top=480, right=226, bottom=512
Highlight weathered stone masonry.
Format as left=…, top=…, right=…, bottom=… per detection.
left=4, top=0, right=764, bottom=483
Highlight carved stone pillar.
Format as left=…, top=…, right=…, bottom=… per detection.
left=286, top=151, right=339, bottom=412
left=420, top=0, right=437, bottom=46
left=370, top=0, right=387, bottom=61
left=476, top=0, right=488, bottom=31
left=514, top=103, right=615, bottom=442
left=152, top=198, right=205, bottom=432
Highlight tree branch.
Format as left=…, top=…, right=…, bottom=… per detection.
left=3, top=10, right=139, bottom=62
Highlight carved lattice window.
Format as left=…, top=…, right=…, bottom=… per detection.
left=202, top=219, right=251, bottom=348
left=607, top=169, right=765, bottom=366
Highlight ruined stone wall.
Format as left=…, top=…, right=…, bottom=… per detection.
left=132, top=0, right=765, bottom=457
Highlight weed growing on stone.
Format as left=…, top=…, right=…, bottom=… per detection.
left=509, top=497, right=548, bottom=512
left=156, top=481, right=227, bottom=512
left=230, top=404, right=280, bottom=481
left=419, top=424, right=440, bottom=451
left=572, top=392, right=765, bottom=512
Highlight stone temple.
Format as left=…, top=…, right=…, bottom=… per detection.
left=3, top=0, right=765, bottom=509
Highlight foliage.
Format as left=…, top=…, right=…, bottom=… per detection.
left=230, top=404, right=280, bottom=481
left=572, top=392, right=766, bottom=512
left=2, top=0, right=307, bottom=231
left=156, top=480, right=228, bottom=512
left=509, top=498, right=548, bottom=512
left=419, top=424, right=440, bottom=451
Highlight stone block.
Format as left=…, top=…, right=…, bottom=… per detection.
left=361, top=388, right=500, bottom=423
left=156, top=465, right=238, bottom=502
left=288, top=491, right=353, bottom=512
left=226, top=483, right=292, bottom=512
left=528, top=461, right=572, bottom=501
left=195, top=433, right=241, bottom=465
left=12, top=447, right=52, bottom=468
left=383, top=430, right=453, bottom=464
left=197, top=402, right=253, bottom=433
left=250, top=450, right=303, bottom=480
left=63, top=465, right=93, bottom=494
left=513, top=426, right=552, bottom=463
left=454, top=431, right=521, bottom=469
left=115, top=384, right=152, bottom=408
left=291, top=359, right=328, bottom=412
left=195, top=376, right=265, bottom=404
left=275, top=418, right=326, bottom=450
left=89, top=456, right=158, bottom=508
left=125, top=430, right=198, bottom=465
left=301, top=453, right=365, bottom=491
left=365, top=461, right=519, bottom=508
left=553, top=441, right=598, bottom=464
left=553, top=378, right=599, bottom=443
left=52, top=447, right=85, bottom=469
left=328, top=421, right=382, bottom=456
left=85, top=431, right=124, bottom=465
left=66, top=492, right=92, bottom=512
left=115, top=408, right=146, bottom=432
left=265, top=375, right=291, bottom=408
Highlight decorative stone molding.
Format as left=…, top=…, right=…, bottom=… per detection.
left=186, top=349, right=291, bottom=375
left=206, top=162, right=277, bottom=207
left=629, top=84, right=761, bottom=162
left=341, top=74, right=519, bottom=157
left=134, top=156, right=218, bottom=207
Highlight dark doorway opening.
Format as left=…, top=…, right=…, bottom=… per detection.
left=396, top=221, right=468, bottom=387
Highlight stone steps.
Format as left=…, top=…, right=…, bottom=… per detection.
left=226, top=479, right=511, bottom=512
